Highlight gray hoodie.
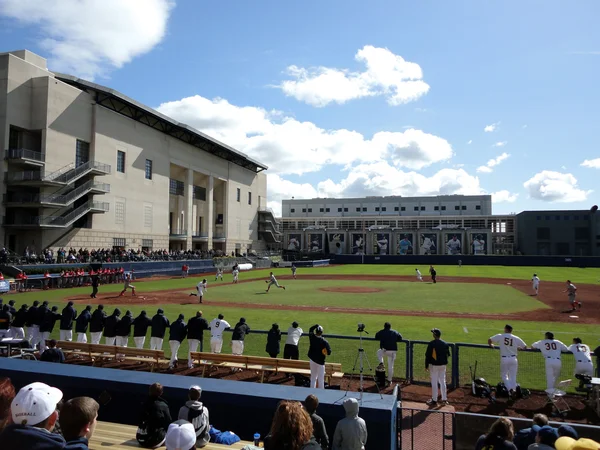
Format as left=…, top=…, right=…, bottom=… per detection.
left=178, top=400, right=210, bottom=448
left=332, top=398, right=367, bottom=450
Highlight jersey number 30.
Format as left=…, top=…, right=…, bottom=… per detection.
left=545, top=342, right=557, bottom=351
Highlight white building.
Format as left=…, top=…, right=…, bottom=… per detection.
left=0, top=50, right=280, bottom=255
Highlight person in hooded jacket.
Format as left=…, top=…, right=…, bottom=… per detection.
left=168, top=314, right=187, bottom=369
left=177, top=385, right=210, bottom=448
left=266, top=323, right=282, bottom=358
left=186, top=311, right=209, bottom=368
left=89, top=305, right=106, bottom=344
left=59, top=301, right=78, bottom=342
left=26, top=300, right=40, bottom=344
left=11, top=304, right=27, bottom=340
left=116, top=310, right=133, bottom=347
left=133, top=311, right=152, bottom=349
left=150, top=309, right=170, bottom=351
left=332, top=398, right=367, bottom=450
left=136, top=383, right=172, bottom=449
left=75, top=306, right=92, bottom=343
left=103, top=309, right=121, bottom=346
left=7, top=300, right=16, bottom=317
left=39, top=306, right=62, bottom=353
left=264, top=400, right=321, bottom=450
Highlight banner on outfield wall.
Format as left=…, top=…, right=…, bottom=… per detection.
left=0, top=280, right=9, bottom=293
left=468, top=230, right=491, bottom=255
left=393, top=231, right=416, bottom=255
left=418, top=230, right=439, bottom=255
left=350, top=232, right=366, bottom=255
left=327, top=230, right=347, bottom=255
left=369, top=230, right=392, bottom=255
left=285, top=233, right=303, bottom=252
left=307, top=232, right=325, bottom=253
left=443, top=231, right=465, bottom=256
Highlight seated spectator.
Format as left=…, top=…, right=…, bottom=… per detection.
left=514, top=414, right=549, bottom=450
left=41, top=339, right=66, bottom=364
left=555, top=437, right=600, bottom=449
left=59, top=397, right=99, bottom=450
left=177, top=385, right=209, bottom=448
left=264, top=400, right=320, bottom=450
left=136, top=382, right=172, bottom=449
left=475, top=417, right=517, bottom=450
left=0, top=382, right=65, bottom=449
left=165, top=420, right=197, bottom=450
left=557, top=425, right=578, bottom=441
left=529, top=425, right=558, bottom=449
left=304, top=394, right=328, bottom=450
left=332, top=398, right=367, bottom=450
left=0, top=378, right=16, bottom=432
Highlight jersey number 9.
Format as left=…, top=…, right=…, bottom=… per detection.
left=215, top=321, right=220, bottom=328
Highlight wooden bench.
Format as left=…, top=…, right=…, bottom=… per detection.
left=89, top=421, right=251, bottom=450
left=55, top=341, right=165, bottom=371
left=190, top=352, right=344, bottom=384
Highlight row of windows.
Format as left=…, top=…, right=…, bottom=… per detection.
left=236, top=188, right=252, bottom=205
left=116, top=150, right=153, bottom=180
left=291, top=205, right=481, bottom=213
left=536, top=215, right=590, bottom=221
left=536, top=227, right=590, bottom=240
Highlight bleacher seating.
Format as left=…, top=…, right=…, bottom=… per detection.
left=56, top=341, right=165, bottom=371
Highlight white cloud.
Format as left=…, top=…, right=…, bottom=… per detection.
left=493, top=141, right=507, bottom=147
left=476, top=166, right=492, bottom=173
left=491, top=190, right=518, bottom=203
left=484, top=122, right=500, bottom=132
left=476, top=152, right=510, bottom=173
left=266, top=174, right=318, bottom=217
left=467, top=140, right=473, bottom=145
left=0, top=0, right=174, bottom=80
left=157, top=95, right=454, bottom=174
left=278, top=45, right=430, bottom=107
left=581, top=158, right=600, bottom=168
left=523, top=171, right=592, bottom=202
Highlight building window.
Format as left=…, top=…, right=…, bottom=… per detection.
left=421, top=206, right=426, bottom=211
left=145, top=159, right=153, bottom=180
left=536, top=216, right=541, bottom=220
left=344, top=207, right=348, bottom=212
left=115, top=201, right=125, bottom=224
left=382, top=207, right=386, bottom=212
left=455, top=206, right=460, bottom=211
left=394, top=207, right=399, bottom=212
left=320, top=208, right=324, bottom=213
left=117, top=150, right=126, bottom=173
left=362, top=207, right=367, bottom=212
left=574, top=215, right=579, bottom=220
left=141, top=239, right=153, bottom=252
left=308, top=208, right=312, bottom=212
left=193, top=185, right=206, bottom=201
left=236, top=188, right=241, bottom=202
left=434, top=206, right=439, bottom=211
left=169, top=179, right=184, bottom=196
left=302, top=208, right=307, bottom=213
left=555, top=215, right=560, bottom=221
left=144, top=205, right=152, bottom=228
left=401, top=207, right=406, bottom=211
left=461, top=205, right=467, bottom=210
left=75, top=140, right=90, bottom=167
left=476, top=205, right=481, bottom=210
left=441, top=206, right=446, bottom=211
left=113, top=237, right=126, bottom=248
left=564, top=215, right=569, bottom=220
left=375, top=207, right=380, bottom=212
left=356, top=207, right=361, bottom=212
left=575, top=227, right=589, bottom=240
left=326, top=208, right=330, bottom=212
left=537, top=227, right=550, bottom=240
left=414, top=206, right=419, bottom=211
left=248, top=192, right=252, bottom=205
left=338, top=208, right=342, bottom=212
left=290, top=208, right=295, bottom=213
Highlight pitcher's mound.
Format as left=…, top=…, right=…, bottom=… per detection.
left=319, top=286, right=384, bottom=294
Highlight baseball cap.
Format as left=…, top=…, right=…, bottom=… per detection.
left=538, top=426, right=559, bottom=446
left=189, top=385, right=202, bottom=395
left=165, top=420, right=196, bottom=450
left=505, top=324, right=513, bottom=331
left=558, top=425, right=578, bottom=440
left=11, top=382, right=63, bottom=426
left=431, top=328, right=441, bottom=337
left=555, top=437, right=600, bottom=450
left=316, top=325, right=324, bottom=334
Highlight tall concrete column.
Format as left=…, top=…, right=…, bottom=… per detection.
left=185, top=168, right=193, bottom=250
left=207, top=175, right=214, bottom=250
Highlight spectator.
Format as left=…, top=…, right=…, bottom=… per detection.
left=136, top=382, right=172, bottom=449
left=0, top=382, right=65, bottom=449
left=26, top=300, right=40, bottom=344
left=266, top=323, right=282, bottom=358
left=332, top=398, right=367, bottom=450
left=177, top=385, right=210, bottom=448
left=187, top=311, right=209, bottom=368
left=133, top=311, right=152, bottom=349
left=304, top=394, right=329, bottom=450
left=308, top=324, right=331, bottom=389
left=10, top=304, right=27, bottom=340
left=0, top=304, right=11, bottom=336
left=557, top=425, right=578, bottom=441
left=165, top=420, right=197, bottom=450
left=555, top=437, right=600, bottom=449
left=75, top=306, right=92, bottom=343
left=151, top=308, right=170, bottom=351
left=59, top=397, right=99, bottom=450
left=116, top=310, right=133, bottom=347
left=169, top=314, right=187, bottom=369
left=39, top=306, right=62, bottom=353
left=41, top=339, right=66, bottom=364
left=284, top=321, right=303, bottom=360
left=7, top=300, right=16, bottom=317
left=231, top=317, right=250, bottom=357
left=475, top=417, right=517, bottom=450
left=529, top=425, right=558, bottom=449
left=60, top=301, right=78, bottom=342
left=103, top=308, right=121, bottom=346
left=375, top=322, right=403, bottom=386
left=89, top=305, right=106, bottom=345
left=425, top=328, right=450, bottom=406
left=264, top=400, right=320, bottom=450
left=594, top=344, right=600, bottom=377
left=514, top=414, right=549, bottom=450
left=0, top=378, right=16, bottom=432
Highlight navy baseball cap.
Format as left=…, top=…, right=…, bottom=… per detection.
left=505, top=324, right=513, bottom=331
left=538, top=426, right=558, bottom=446
left=431, top=328, right=441, bottom=337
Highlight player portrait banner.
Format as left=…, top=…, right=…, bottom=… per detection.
left=351, top=233, right=366, bottom=255
left=328, top=232, right=345, bottom=255
left=470, top=232, right=487, bottom=255
left=374, top=232, right=390, bottom=255
left=286, top=233, right=302, bottom=251
left=308, top=233, right=324, bottom=252
left=419, top=233, right=437, bottom=255
left=395, top=232, right=414, bottom=255
left=444, top=232, right=463, bottom=255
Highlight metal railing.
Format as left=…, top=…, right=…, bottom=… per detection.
left=4, top=181, right=110, bottom=206
left=169, top=228, right=187, bottom=236
left=399, top=407, right=455, bottom=450
left=192, top=232, right=208, bottom=238
left=5, top=148, right=45, bottom=162
left=6, top=161, right=111, bottom=184
left=258, top=207, right=281, bottom=225
left=5, top=201, right=109, bottom=227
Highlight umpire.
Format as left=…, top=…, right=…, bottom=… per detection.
left=425, top=328, right=450, bottom=406
left=308, top=324, right=332, bottom=389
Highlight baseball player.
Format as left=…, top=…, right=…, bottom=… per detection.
left=429, top=265, right=437, bottom=284
left=265, top=272, right=286, bottom=292
left=375, top=322, right=403, bottom=385
left=488, top=324, right=527, bottom=399
left=209, top=314, right=230, bottom=353
left=232, top=267, right=239, bottom=284
left=564, top=280, right=581, bottom=311
left=446, top=235, right=461, bottom=255
left=568, top=337, right=594, bottom=376
left=472, top=235, right=485, bottom=255
left=376, top=236, right=388, bottom=255
left=398, top=236, right=413, bottom=255
left=215, top=268, right=223, bottom=281
left=531, top=332, right=569, bottom=391
left=415, top=268, right=423, bottom=282
left=354, top=236, right=364, bottom=255
left=189, top=279, right=208, bottom=303
left=425, top=328, right=450, bottom=406
left=119, top=274, right=136, bottom=297
left=420, top=235, right=436, bottom=255
left=291, top=264, right=297, bottom=279
left=532, top=273, right=540, bottom=296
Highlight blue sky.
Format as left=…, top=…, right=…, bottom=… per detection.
left=1, top=0, right=599, bottom=216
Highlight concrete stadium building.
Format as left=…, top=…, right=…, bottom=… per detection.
left=0, top=50, right=280, bottom=255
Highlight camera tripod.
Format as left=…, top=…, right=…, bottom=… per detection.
left=343, top=328, right=383, bottom=404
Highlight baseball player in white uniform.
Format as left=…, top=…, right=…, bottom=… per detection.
left=415, top=268, right=423, bottom=281
left=564, top=280, right=581, bottom=311
left=215, top=268, right=223, bottom=281
left=446, top=236, right=461, bottom=255
left=488, top=324, right=527, bottom=398
left=568, top=337, right=594, bottom=376
left=531, top=274, right=540, bottom=296
left=531, top=332, right=569, bottom=391
left=232, top=268, right=239, bottom=284
left=376, top=236, right=388, bottom=255
left=291, top=264, right=297, bottom=279
left=472, top=235, right=485, bottom=255
left=266, top=272, right=286, bottom=293
left=119, top=274, right=136, bottom=296
left=189, top=279, right=208, bottom=303
left=209, top=314, right=230, bottom=353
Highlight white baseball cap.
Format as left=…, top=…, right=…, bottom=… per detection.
left=12, top=382, right=63, bottom=426
left=166, top=420, right=196, bottom=450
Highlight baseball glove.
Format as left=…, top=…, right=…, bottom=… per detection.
left=265, top=280, right=269, bottom=284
